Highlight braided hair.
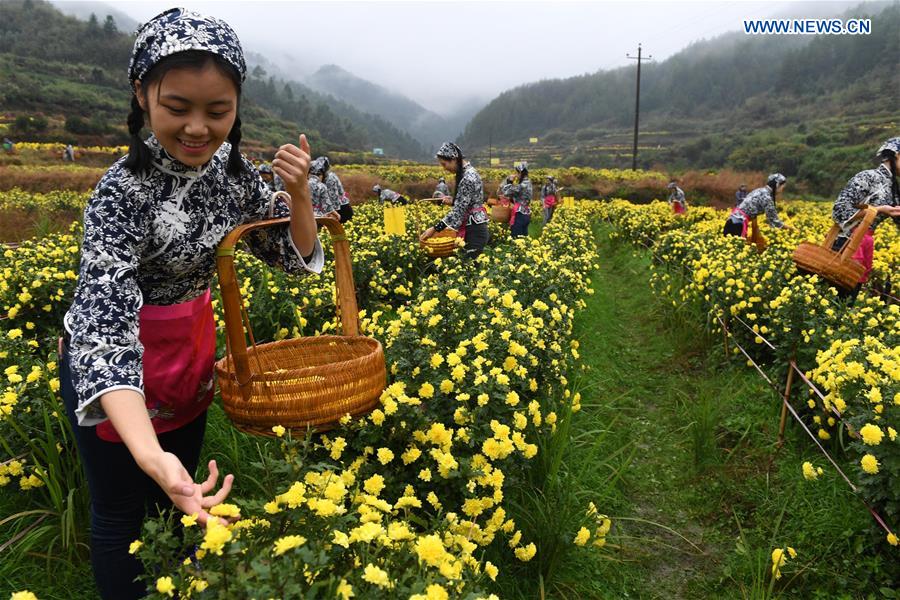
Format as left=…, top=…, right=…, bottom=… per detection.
left=123, top=50, right=244, bottom=176
left=451, top=142, right=465, bottom=202
left=766, top=174, right=785, bottom=206
left=879, top=149, right=900, bottom=203
left=123, top=94, right=151, bottom=172
left=768, top=181, right=779, bottom=206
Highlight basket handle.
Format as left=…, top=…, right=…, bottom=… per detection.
left=216, top=215, right=360, bottom=389
left=837, top=207, right=876, bottom=264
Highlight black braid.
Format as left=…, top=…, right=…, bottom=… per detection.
left=768, top=181, right=778, bottom=206
left=884, top=151, right=899, bottom=203
left=123, top=94, right=152, bottom=174
left=452, top=143, right=464, bottom=201
left=226, top=113, right=245, bottom=176
left=518, top=167, right=528, bottom=185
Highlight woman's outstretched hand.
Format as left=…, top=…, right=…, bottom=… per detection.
left=149, top=455, right=235, bottom=526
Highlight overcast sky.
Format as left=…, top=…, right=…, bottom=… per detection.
left=58, top=0, right=878, bottom=115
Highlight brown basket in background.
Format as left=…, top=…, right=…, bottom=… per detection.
left=491, top=204, right=512, bottom=223
left=421, top=228, right=459, bottom=258
left=215, top=211, right=386, bottom=436
left=748, top=217, right=767, bottom=253
left=792, top=207, right=876, bottom=290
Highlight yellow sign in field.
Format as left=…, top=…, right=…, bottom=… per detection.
left=562, top=196, right=576, bottom=209
left=490, top=157, right=500, bottom=166
left=384, top=206, right=406, bottom=236
left=529, top=137, right=539, bottom=144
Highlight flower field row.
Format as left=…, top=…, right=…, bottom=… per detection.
left=596, top=199, right=900, bottom=536
left=333, top=164, right=667, bottom=186
left=0, top=188, right=89, bottom=212
left=1, top=202, right=608, bottom=597
left=4, top=142, right=129, bottom=155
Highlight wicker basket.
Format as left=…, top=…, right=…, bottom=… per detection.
left=792, top=207, right=876, bottom=290
left=491, top=204, right=512, bottom=223
left=421, top=228, right=459, bottom=258
left=215, top=213, right=386, bottom=436
left=748, top=217, right=767, bottom=253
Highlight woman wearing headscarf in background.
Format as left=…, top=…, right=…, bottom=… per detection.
left=541, top=175, right=558, bottom=224
left=502, top=162, right=533, bottom=238
left=312, top=156, right=351, bottom=222
left=434, top=176, right=451, bottom=199
left=309, top=158, right=340, bottom=219
left=735, top=183, right=748, bottom=206
left=257, top=162, right=284, bottom=192
left=666, top=180, right=687, bottom=214
left=830, top=137, right=900, bottom=297
left=372, top=184, right=409, bottom=205
left=723, top=173, right=791, bottom=237
left=419, top=142, right=490, bottom=259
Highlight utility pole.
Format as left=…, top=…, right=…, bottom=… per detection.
left=626, top=43, right=652, bottom=171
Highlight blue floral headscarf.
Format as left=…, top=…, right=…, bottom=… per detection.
left=876, top=137, right=900, bottom=158
left=436, top=142, right=462, bottom=160
left=128, top=7, right=247, bottom=89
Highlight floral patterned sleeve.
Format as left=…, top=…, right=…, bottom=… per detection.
left=65, top=167, right=149, bottom=425
left=326, top=172, right=345, bottom=203
left=321, top=179, right=341, bottom=215
left=831, top=167, right=898, bottom=234
left=763, top=196, right=784, bottom=229
left=309, top=178, right=338, bottom=216
left=833, top=171, right=870, bottom=232
left=239, top=157, right=324, bottom=275
left=436, top=168, right=484, bottom=231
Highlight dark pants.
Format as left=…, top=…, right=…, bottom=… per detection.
left=511, top=213, right=531, bottom=238
left=338, top=203, right=353, bottom=223
left=542, top=205, right=556, bottom=225
left=461, top=221, right=490, bottom=259
left=59, top=345, right=207, bottom=600
left=723, top=216, right=743, bottom=237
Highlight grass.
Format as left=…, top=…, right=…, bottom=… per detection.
left=502, top=223, right=891, bottom=598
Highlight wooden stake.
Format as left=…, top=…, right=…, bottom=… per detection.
left=778, top=359, right=797, bottom=448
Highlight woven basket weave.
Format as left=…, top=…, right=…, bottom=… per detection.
left=792, top=207, right=876, bottom=290
left=215, top=211, right=385, bottom=436
left=491, top=204, right=512, bottom=223
left=421, top=228, right=459, bottom=258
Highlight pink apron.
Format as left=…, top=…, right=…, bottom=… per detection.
left=97, top=289, right=216, bottom=442
left=730, top=208, right=751, bottom=237
left=509, top=203, right=522, bottom=227
left=673, top=202, right=686, bottom=214
left=851, top=230, right=874, bottom=284
left=543, top=195, right=557, bottom=209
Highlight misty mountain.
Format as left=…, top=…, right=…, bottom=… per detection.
left=455, top=2, right=897, bottom=192
left=306, top=64, right=483, bottom=149
left=50, top=0, right=139, bottom=33
left=0, top=0, right=424, bottom=158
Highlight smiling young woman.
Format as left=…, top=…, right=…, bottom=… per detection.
left=59, top=9, right=324, bottom=598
